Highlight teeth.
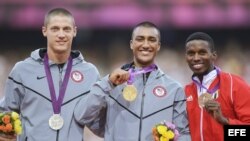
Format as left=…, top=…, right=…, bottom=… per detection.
left=193, top=64, right=202, bottom=69
left=141, top=50, right=150, bottom=54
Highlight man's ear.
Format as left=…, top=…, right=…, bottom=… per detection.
left=73, top=26, right=77, bottom=37
left=42, top=26, right=47, bottom=37
left=212, top=51, right=217, bottom=60
left=130, top=40, right=133, bottom=50
left=157, top=42, right=161, bottom=51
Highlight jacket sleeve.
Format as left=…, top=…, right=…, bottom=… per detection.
left=228, top=76, right=250, bottom=125
left=74, top=75, right=112, bottom=137
left=0, top=63, right=23, bottom=113
left=173, top=87, right=191, bottom=141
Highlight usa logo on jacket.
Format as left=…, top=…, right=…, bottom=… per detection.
left=153, top=86, right=166, bottom=97
left=71, top=70, right=84, bottom=82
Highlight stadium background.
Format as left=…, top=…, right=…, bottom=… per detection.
left=0, top=1, right=250, bottom=140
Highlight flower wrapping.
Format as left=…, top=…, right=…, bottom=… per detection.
left=152, top=121, right=179, bottom=141
left=0, top=111, right=22, bottom=135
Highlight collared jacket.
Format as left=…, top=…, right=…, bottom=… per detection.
left=185, top=71, right=250, bottom=141
left=75, top=63, right=191, bottom=141
left=0, top=48, right=103, bottom=141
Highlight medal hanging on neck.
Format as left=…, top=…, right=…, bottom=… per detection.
left=44, top=54, right=72, bottom=130
left=198, top=93, right=212, bottom=107
left=192, top=68, right=220, bottom=107
left=122, top=64, right=156, bottom=102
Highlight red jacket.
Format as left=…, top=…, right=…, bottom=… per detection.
left=185, top=71, right=250, bottom=141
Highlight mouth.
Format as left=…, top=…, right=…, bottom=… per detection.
left=56, top=41, right=66, bottom=45
left=192, top=63, right=203, bottom=70
left=140, top=50, right=152, bottom=55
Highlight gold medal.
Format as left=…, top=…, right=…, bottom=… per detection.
left=123, top=85, right=137, bottom=101
left=198, top=93, right=212, bottom=107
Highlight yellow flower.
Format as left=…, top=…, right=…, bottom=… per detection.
left=166, top=130, right=175, bottom=139
left=14, top=119, right=21, bottom=126
left=14, top=119, right=22, bottom=135
left=11, top=112, right=19, bottom=120
left=157, top=125, right=168, bottom=135
left=160, top=136, right=169, bottom=141
left=152, top=121, right=180, bottom=141
left=14, top=125, right=22, bottom=135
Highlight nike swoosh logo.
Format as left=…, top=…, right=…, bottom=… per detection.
left=37, top=76, right=46, bottom=80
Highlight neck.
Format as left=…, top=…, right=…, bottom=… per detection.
left=47, top=50, right=70, bottom=64
left=196, top=66, right=216, bottom=82
left=134, top=61, right=154, bottom=68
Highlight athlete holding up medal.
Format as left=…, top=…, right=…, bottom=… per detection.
left=75, top=21, right=191, bottom=141
left=184, top=32, right=250, bottom=141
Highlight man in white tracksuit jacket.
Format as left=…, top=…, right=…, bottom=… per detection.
left=75, top=21, right=191, bottom=141
left=0, top=8, right=104, bottom=141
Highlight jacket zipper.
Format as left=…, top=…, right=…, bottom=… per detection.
left=138, top=73, right=147, bottom=141
left=200, top=80, right=204, bottom=141
left=59, top=65, right=63, bottom=88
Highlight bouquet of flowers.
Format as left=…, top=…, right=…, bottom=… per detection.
left=152, top=121, right=179, bottom=141
left=0, top=111, right=22, bottom=136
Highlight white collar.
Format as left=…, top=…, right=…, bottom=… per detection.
left=193, top=69, right=217, bottom=85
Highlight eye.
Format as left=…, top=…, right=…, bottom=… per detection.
left=149, top=37, right=157, bottom=42
left=51, top=27, right=59, bottom=32
left=135, top=37, right=144, bottom=42
left=64, top=27, right=72, bottom=32
left=199, top=50, right=208, bottom=55
left=186, top=51, right=195, bottom=56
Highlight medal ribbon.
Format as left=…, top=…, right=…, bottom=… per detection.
left=192, top=67, right=220, bottom=95
left=44, top=53, right=72, bottom=114
left=127, top=64, right=156, bottom=84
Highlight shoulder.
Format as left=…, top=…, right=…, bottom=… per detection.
left=160, top=72, right=183, bottom=88
left=8, top=57, right=33, bottom=79
left=220, top=71, right=249, bottom=87
left=11, top=57, right=32, bottom=72
left=184, top=81, right=195, bottom=93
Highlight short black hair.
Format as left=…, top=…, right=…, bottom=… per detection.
left=131, top=21, right=161, bottom=41
left=185, top=32, right=215, bottom=51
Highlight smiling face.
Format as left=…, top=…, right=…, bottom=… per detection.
left=42, top=14, right=77, bottom=55
left=185, top=39, right=217, bottom=76
left=130, top=26, right=160, bottom=67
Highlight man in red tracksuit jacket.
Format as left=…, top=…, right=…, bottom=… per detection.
left=184, top=32, right=250, bottom=141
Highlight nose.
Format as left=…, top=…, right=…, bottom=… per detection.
left=57, top=30, right=66, bottom=38
left=193, top=53, right=201, bottom=61
left=142, top=40, right=150, bottom=48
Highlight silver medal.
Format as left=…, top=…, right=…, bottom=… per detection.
left=49, top=114, right=64, bottom=130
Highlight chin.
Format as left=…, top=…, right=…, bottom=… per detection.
left=193, top=70, right=207, bottom=76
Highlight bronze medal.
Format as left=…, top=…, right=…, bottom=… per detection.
left=123, top=85, right=137, bottom=101
left=198, top=93, right=212, bottom=107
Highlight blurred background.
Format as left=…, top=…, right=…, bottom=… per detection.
left=1, top=0, right=250, bottom=140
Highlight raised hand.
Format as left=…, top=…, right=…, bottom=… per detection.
left=204, top=100, right=229, bottom=125
left=109, top=68, right=130, bottom=86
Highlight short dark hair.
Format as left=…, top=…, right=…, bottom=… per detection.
left=131, top=21, right=161, bottom=41
left=185, top=32, right=215, bottom=51
left=44, top=8, right=75, bottom=26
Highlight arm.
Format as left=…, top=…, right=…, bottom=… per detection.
left=205, top=77, right=250, bottom=125
left=74, top=76, right=109, bottom=137
left=74, top=68, right=129, bottom=137
left=0, top=64, right=23, bottom=112
left=0, top=64, right=22, bottom=139
left=228, top=78, right=250, bottom=124
left=173, top=87, right=191, bottom=141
